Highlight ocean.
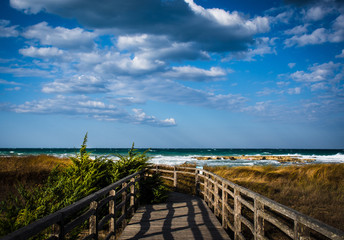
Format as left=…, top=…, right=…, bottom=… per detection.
left=1, top=148, right=343, bottom=167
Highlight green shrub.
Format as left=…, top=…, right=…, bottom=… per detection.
left=0, top=134, right=166, bottom=238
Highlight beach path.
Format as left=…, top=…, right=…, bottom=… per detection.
left=119, top=192, right=230, bottom=240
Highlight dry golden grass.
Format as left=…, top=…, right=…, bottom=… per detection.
left=0, top=155, right=71, bottom=201
left=205, top=163, right=344, bottom=231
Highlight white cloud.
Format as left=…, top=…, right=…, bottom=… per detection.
left=164, top=66, right=227, bottom=81
left=284, top=14, right=344, bottom=47
left=285, top=28, right=328, bottom=47
left=328, top=14, right=344, bottom=43
left=132, top=109, right=176, bottom=126
left=272, top=9, right=295, bottom=24
left=284, top=24, right=309, bottom=35
left=185, top=0, right=269, bottom=32
left=304, top=6, right=332, bottom=21
left=290, top=61, right=341, bottom=83
left=11, top=0, right=270, bottom=53
left=0, top=19, right=19, bottom=37
left=23, top=22, right=96, bottom=50
left=19, top=46, right=64, bottom=58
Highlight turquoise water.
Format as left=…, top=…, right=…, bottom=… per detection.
left=1, top=148, right=343, bottom=166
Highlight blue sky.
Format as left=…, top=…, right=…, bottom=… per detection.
left=0, top=0, right=343, bottom=148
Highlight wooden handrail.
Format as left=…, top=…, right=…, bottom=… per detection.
left=1, top=169, right=146, bottom=240
left=152, top=164, right=344, bottom=240
left=2, top=165, right=344, bottom=240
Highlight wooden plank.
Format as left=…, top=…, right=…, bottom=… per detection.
left=119, top=192, right=230, bottom=240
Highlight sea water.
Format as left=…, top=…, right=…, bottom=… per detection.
left=0, top=148, right=343, bottom=167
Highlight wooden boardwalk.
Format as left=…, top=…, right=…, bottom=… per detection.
left=119, top=192, right=230, bottom=240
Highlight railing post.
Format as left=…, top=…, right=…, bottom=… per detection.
left=130, top=177, right=135, bottom=216
left=173, top=166, right=177, bottom=189
left=222, top=182, right=227, bottom=229
left=122, top=182, right=127, bottom=229
left=204, top=173, right=208, bottom=203
left=254, top=198, right=264, bottom=240
left=109, top=190, right=116, bottom=240
left=214, top=178, right=219, bottom=217
left=89, top=201, right=98, bottom=239
left=57, top=212, right=65, bottom=240
left=234, top=188, right=242, bottom=240
left=195, top=168, right=200, bottom=196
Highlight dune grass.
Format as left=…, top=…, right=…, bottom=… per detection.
left=0, top=155, right=72, bottom=201
left=205, top=163, right=344, bottom=231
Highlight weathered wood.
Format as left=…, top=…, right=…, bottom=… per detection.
left=222, top=182, right=228, bottom=229
left=238, top=195, right=254, bottom=212
left=173, top=166, right=178, bottom=188
left=89, top=201, right=98, bottom=239
left=234, top=188, right=242, bottom=240
left=109, top=190, right=116, bottom=240
left=130, top=178, right=135, bottom=216
left=195, top=169, right=200, bottom=196
left=254, top=199, right=264, bottom=240
left=119, top=192, right=229, bottom=240
left=214, top=179, right=219, bottom=217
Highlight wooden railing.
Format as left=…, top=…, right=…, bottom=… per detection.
left=151, top=165, right=344, bottom=240
left=1, top=170, right=146, bottom=240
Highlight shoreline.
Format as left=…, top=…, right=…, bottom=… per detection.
left=193, top=155, right=316, bottom=163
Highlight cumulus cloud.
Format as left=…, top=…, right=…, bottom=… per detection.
left=164, top=66, right=227, bottom=81
left=19, top=46, right=64, bottom=58
left=0, top=19, right=19, bottom=37
left=132, top=109, right=176, bottom=126
left=284, top=13, right=344, bottom=47
left=290, top=61, right=342, bottom=83
left=11, top=0, right=269, bottom=53
left=22, top=22, right=96, bottom=50
left=284, top=28, right=328, bottom=47
left=303, top=5, right=332, bottom=21
left=11, top=95, right=176, bottom=127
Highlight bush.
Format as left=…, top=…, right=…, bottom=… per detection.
left=0, top=134, right=167, bottom=237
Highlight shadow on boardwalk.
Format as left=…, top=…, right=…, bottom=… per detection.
left=119, top=192, right=230, bottom=240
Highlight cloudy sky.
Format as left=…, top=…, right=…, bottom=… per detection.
left=0, top=0, right=343, bottom=148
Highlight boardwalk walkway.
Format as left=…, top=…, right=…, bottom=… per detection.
left=119, top=192, right=230, bottom=240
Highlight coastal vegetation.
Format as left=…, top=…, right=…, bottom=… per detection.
left=1, top=142, right=343, bottom=237
left=205, top=164, right=344, bottom=231
left=0, top=134, right=167, bottom=237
